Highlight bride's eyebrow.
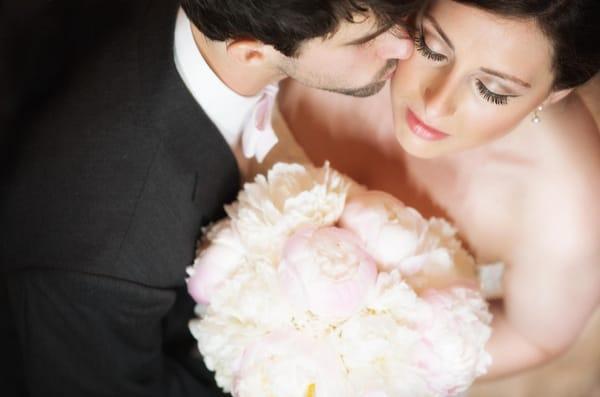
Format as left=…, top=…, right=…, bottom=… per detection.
left=480, top=68, right=532, bottom=88
left=423, top=15, right=454, bottom=50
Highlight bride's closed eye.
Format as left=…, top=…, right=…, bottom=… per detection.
left=475, top=80, right=513, bottom=106
left=415, top=31, right=447, bottom=63
left=415, top=18, right=519, bottom=107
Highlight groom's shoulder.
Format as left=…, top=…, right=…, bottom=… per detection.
left=3, top=0, right=182, bottom=114
left=0, top=0, right=240, bottom=286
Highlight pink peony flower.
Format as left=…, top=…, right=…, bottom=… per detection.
left=187, top=221, right=245, bottom=305
left=340, top=191, right=478, bottom=292
left=339, top=190, right=426, bottom=272
left=278, top=226, right=377, bottom=319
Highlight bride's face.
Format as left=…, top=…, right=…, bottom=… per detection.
left=391, top=0, right=556, bottom=158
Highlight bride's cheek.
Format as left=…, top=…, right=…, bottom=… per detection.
left=391, top=69, right=421, bottom=104
left=466, top=106, right=509, bottom=142
left=395, top=57, right=444, bottom=106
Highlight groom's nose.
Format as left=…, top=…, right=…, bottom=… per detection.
left=375, top=29, right=414, bottom=61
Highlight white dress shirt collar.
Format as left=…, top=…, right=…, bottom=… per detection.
left=173, top=8, right=262, bottom=147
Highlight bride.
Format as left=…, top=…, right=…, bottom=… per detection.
left=254, top=0, right=600, bottom=380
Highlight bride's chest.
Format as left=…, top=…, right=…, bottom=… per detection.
left=394, top=159, right=526, bottom=262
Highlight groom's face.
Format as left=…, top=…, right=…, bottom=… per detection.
left=274, top=13, right=413, bottom=97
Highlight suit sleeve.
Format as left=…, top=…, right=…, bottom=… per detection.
left=3, top=269, right=228, bottom=397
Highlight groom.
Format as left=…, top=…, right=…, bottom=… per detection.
left=0, top=0, right=418, bottom=396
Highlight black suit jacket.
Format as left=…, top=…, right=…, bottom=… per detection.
left=1, top=0, right=239, bottom=395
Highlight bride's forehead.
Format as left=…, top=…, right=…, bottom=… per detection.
left=431, top=1, right=525, bottom=31
left=429, top=1, right=552, bottom=56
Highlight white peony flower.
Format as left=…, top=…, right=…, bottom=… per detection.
left=190, top=259, right=292, bottom=391
left=413, top=288, right=492, bottom=396
left=233, top=330, right=352, bottom=397
left=335, top=314, right=429, bottom=397
left=190, top=314, right=263, bottom=391
left=228, top=163, right=352, bottom=262
left=398, top=218, right=478, bottom=292
left=188, top=163, right=493, bottom=397
left=331, top=271, right=429, bottom=397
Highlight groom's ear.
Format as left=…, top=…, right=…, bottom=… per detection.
left=226, top=39, right=269, bottom=66
left=543, top=88, right=573, bottom=106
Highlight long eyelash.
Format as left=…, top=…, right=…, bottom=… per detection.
left=414, top=32, right=446, bottom=63
left=475, top=80, right=509, bottom=105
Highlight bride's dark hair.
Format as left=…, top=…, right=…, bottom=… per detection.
left=454, top=0, right=599, bottom=90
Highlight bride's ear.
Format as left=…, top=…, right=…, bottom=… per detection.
left=226, top=39, right=269, bottom=66
left=543, top=88, right=573, bottom=106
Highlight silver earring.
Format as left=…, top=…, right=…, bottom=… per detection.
left=531, top=105, right=543, bottom=123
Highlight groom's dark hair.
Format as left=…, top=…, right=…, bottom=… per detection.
left=180, top=0, right=420, bottom=57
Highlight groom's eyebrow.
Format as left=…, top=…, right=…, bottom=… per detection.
left=344, top=23, right=393, bottom=46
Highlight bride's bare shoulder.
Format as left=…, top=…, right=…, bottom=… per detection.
left=546, top=92, right=600, bottom=162
left=522, top=93, right=600, bottom=260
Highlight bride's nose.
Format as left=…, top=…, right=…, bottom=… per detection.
left=375, top=30, right=414, bottom=60
left=422, top=74, right=457, bottom=119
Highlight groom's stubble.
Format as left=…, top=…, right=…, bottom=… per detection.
left=330, top=58, right=398, bottom=97
left=279, top=58, right=398, bottom=98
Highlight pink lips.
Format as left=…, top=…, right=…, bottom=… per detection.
left=406, top=109, right=449, bottom=141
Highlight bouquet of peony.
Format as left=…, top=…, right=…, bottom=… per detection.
left=187, top=163, right=492, bottom=397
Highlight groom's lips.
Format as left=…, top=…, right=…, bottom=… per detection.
left=405, top=109, right=450, bottom=141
